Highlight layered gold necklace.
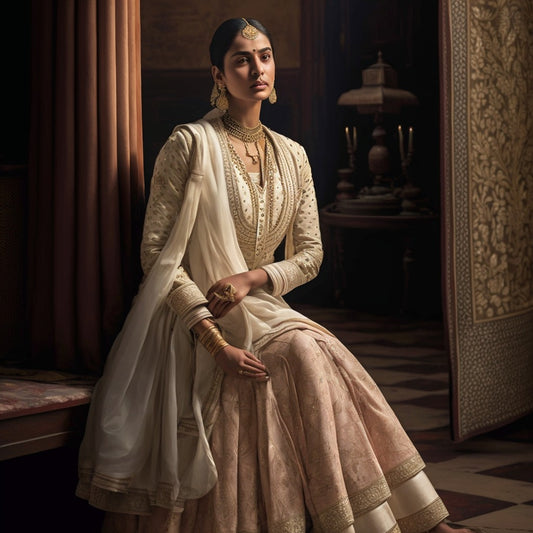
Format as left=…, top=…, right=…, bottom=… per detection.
left=222, top=113, right=265, bottom=165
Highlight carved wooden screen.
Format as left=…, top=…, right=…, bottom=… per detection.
left=440, top=0, right=533, bottom=441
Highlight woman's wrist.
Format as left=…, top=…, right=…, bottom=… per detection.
left=246, top=268, right=269, bottom=290
left=213, top=343, right=230, bottom=359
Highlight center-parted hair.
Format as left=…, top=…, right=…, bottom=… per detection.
left=209, top=18, right=274, bottom=71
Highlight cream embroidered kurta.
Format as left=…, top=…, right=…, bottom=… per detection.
left=78, top=117, right=449, bottom=533
left=141, top=118, right=323, bottom=330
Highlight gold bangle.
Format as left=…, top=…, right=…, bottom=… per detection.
left=197, top=323, right=219, bottom=344
left=198, top=324, right=229, bottom=356
left=205, top=335, right=229, bottom=356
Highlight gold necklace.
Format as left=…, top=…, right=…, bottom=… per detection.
left=222, top=113, right=264, bottom=143
left=222, top=114, right=265, bottom=166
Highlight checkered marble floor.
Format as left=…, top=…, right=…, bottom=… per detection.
left=294, top=304, right=533, bottom=533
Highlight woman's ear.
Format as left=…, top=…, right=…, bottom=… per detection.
left=212, top=65, right=224, bottom=85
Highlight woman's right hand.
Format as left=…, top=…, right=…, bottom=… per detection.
left=213, top=344, right=269, bottom=382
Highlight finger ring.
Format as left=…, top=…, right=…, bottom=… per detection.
left=214, top=283, right=237, bottom=303
left=238, top=370, right=245, bottom=376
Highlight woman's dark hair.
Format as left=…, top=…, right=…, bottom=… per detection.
left=209, top=18, right=274, bottom=71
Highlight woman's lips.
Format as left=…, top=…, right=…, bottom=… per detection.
left=251, top=81, right=268, bottom=89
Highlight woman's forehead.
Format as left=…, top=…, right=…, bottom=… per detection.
left=226, top=32, right=272, bottom=54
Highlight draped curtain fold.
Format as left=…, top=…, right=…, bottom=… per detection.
left=440, top=0, right=533, bottom=441
left=28, top=0, right=144, bottom=373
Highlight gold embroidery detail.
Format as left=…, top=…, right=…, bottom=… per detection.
left=166, top=279, right=208, bottom=319
left=350, top=476, right=391, bottom=517
left=314, top=496, right=353, bottom=533
left=445, top=0, right=533, bottom=443
left=385, top=454, right=426, bottom=489
left=314, top=476, right=391, bottom=531
left=214, top=119, right=297, bottom=270
left=387, top=524, right=401, bottom=533
left=468, top=0, right=533, bottom=321
left=396, top=497, right=448, bottom=533
left=269, top=515, right=307, bottom=533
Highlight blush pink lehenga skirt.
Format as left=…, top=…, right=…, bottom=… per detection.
left=103, top=328, right=448, bottom=533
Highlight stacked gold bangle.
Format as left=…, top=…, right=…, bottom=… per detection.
left=197, top=323, right=229, bottom=357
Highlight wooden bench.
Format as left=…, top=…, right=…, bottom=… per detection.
left=0, top=368, right=95, bottom=461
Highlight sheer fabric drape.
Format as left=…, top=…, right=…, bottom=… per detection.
left=28, top=0, right=144, bottom=372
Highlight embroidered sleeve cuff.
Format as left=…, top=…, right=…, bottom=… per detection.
left=182, top=306, right=214, bottom=331
left=166, top=281, right=212, bottom=328
left=261, top=261, right=306, bottom=297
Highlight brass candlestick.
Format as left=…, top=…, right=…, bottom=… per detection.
left=335, top=126, right=357, bottom=202
left=398, top=125, right=428, bottom=215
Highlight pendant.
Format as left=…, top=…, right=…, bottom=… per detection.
left=245, top=142, right=260, bottom=164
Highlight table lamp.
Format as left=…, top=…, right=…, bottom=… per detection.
left=338, top=52, right=418, bottom=214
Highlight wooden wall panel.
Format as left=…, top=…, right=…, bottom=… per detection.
left=140, top=1, right=301, bottom=70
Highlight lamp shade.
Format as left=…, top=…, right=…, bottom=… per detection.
left=338, top=52, right=418, bottom=114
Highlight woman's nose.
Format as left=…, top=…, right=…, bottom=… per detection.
left=250, top=58, right=263, bottom=77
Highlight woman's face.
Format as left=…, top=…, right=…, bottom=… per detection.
left=213, top=31, right=275, bottom=105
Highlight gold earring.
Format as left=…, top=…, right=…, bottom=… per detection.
left=269, top=86, right=277, bottom=104
left=210, top=83, right=229, bottom=111
left=210, top=83, right=218, bottom=107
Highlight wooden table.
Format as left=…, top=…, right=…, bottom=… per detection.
left=319, top=204, right=440, bottom=313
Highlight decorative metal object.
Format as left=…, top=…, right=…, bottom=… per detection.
left=337, top=52, right=419, bottom=215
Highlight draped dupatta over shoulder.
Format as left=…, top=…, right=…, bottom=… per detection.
left=77, top=119, right=325, bottom=514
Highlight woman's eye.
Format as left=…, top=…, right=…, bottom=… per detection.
left=237, top=57, right=249, bottom=64
left=262, top=53, right=271, bottom=61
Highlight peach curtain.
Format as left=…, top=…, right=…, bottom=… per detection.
left=28, top=0, right=144, bottom=373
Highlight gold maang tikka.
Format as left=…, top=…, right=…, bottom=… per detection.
left=241, top=18, right=258, bottom=40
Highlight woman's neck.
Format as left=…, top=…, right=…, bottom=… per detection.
left=226, top=101, right=262, bottom=128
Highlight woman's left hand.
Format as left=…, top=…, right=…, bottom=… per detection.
left=206, top=270, right=268, bottom=318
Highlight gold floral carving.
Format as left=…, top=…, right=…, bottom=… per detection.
left=444, top=0, right=533, bottom=442
left=468, top=0, right=533, bottom=321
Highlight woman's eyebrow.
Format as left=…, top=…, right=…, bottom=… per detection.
left=230, top=47, right=272, bottom=57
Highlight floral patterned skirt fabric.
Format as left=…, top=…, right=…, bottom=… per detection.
left=175, top=329, right=448, bottom=533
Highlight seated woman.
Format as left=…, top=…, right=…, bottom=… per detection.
left=77, top=17, right=476, bottom=533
